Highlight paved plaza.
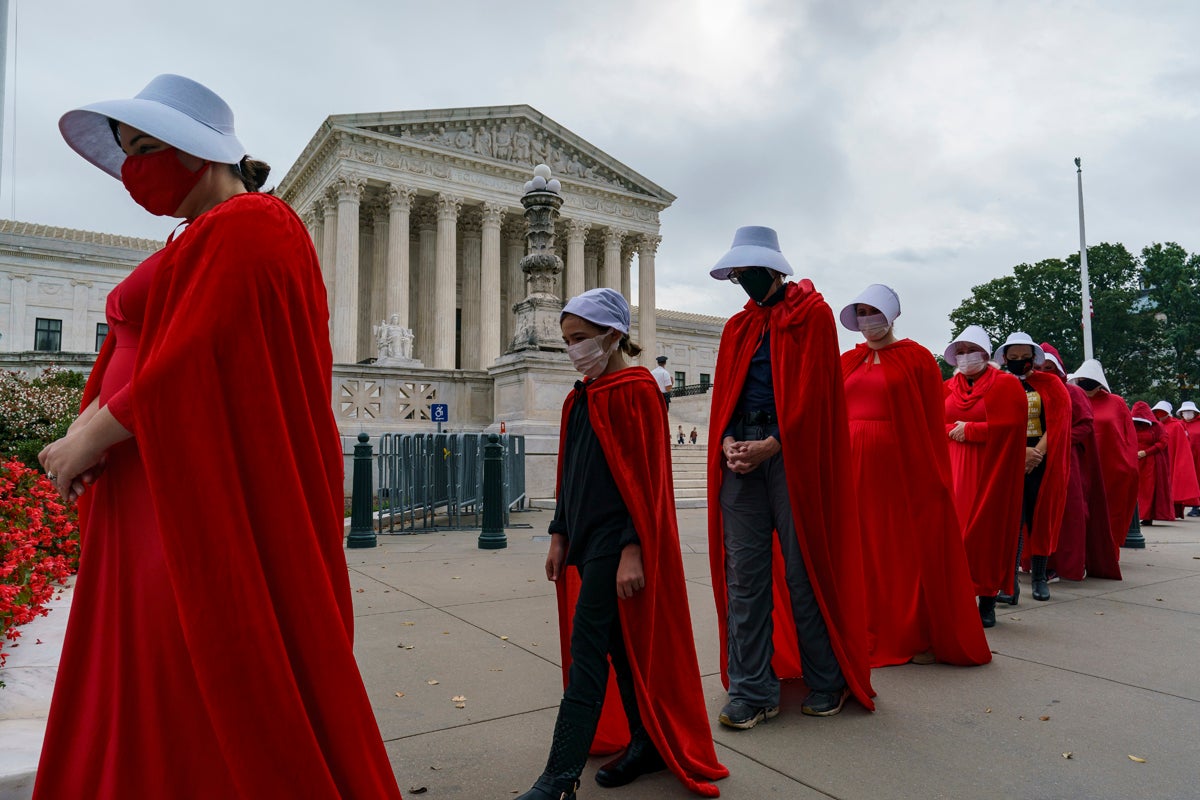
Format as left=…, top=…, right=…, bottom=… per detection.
left=3, top=509, right=1198, bottom=799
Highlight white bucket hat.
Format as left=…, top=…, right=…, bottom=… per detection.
left=839, top=284, right=900, bottom=331
left=60, top=74, right=247, bottom=180
left=1179, top=401, right=1199, bottom=415
left=1067, top=359, right=1111, bottom=392
left=561, top=287, right=630, bottom=334
left=943, top=325, right=992, bottom=366
left=1152, top=400, right=1174, bottom=415
left=709, top=226, right=794, bottom=280
left=993, top=332, right=1045, bottom=366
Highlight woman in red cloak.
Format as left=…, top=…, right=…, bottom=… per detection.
left=942, top=326, right=1026, bottom=628
left=523, top=288, right=727, bottom=799
left=992, top=333, right=1070, bottom=604
left=1180, top=401, right=1200, bottom=517
left=838, top=286, right=989, bottom=666
left=1068, top=359, right=1136, bottom=557
left=1038, top=344, right=1117, bottom=581
left=1152, top=401, right=1200, bottom=518
left=1134, top=401, right=1175, bottom=523
left=36, top=75, right=402, bottom=799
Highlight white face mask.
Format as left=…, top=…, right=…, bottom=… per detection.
left=958, top=351, right=988, bottom=376
left=858, top=313, right=891, bottom=342
left=567, top=330, right=618, bottom=379
left=1183, top=411, right=1197, bottom=421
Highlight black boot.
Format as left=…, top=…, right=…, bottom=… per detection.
left=517, top=698, right=603, bottom=800
left=1031, top=555, right=1050, bottom=601
left=978, top=596, right=997, bottom=628
left=997, top=534, right=1023, bottom=605
left=595, top=726, right=666, bottom=788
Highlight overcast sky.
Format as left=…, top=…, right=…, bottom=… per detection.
left=3, top=0, right=1197, bottom=358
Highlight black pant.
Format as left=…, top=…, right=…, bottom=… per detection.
left=563, top=553, right=638, bottom=727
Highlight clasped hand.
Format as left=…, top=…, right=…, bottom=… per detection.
left=1024, top=446, right=1044, bottom=474
left=723, top=436, right=780, bottom=474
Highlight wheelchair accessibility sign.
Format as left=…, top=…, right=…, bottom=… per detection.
left=431, top=403, right=449, bottom=423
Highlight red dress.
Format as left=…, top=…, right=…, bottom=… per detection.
left=1161, top=416, right=1200, bottom=505
left=1133, top=401, right=1173, bottom=522
left=1183, top=416, right=1200, bottom=501
left=943, top=367, right=1026, bottom=597
left=34, top=194, right=402, bottom=799
left=1087, top=391, right=1138, bottom=548
left=842, top=341, right=989, bottom=667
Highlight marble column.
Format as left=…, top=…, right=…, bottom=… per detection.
left=413, top=202, right=437, bottom=365
left=621, top=242, right=634, bottom=303
left=304, top=202, right=323, bottom=267
left=434, top=193, right=463, bottom=369
left=638, top=234, right=661, bottom=367
left=585, top=248, right=599, bottom=291
left=503, top=219, right=526, bottom=351
left=6, top=274, right=30, bottom=350
left=385, top=184, right=415, bottom=328
left=369, top=203, right=389, bottom=345
left=480, top=202, right=504, bottom=369
left=564, top=219, right=589, bottom=303
left=460, top=208, right=483, bottom=370
left=332, top=175, right=365, bottom=363
left=602, top=227, right=623, bottom=292
left=70, top=280, right=90, bottom=351
left=320, top=190, right=338, bottom=312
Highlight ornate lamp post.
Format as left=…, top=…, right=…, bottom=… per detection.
left=509, top=164, right=566, bottom=352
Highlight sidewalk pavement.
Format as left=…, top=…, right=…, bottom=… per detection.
left=4, top=510, right=1199, bottom=799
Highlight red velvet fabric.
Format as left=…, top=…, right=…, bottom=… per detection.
left=706, top=281, right=875, bottom=712
left=841, top=340, right=990, bottom=667
left=1161, top=416, right=1200, bottom=505
left=1183, top=416, right=1200, bottom=499
left=1022, top=371, right=1071, bottom=557
left=554, top=367, right=727, bottom=797
left=1133, top=401, right=1173, bottom=521
left=943, top=367, right=1026, bottom=596
left=1088, top=392, right=1139, bottom=546
left=36, top=193, right=402, bottom=799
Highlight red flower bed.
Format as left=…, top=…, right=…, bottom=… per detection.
left=1, top=458, right=79, bottom=670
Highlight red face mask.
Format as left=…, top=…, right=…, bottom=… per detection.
left=120, top=147, right=209, bottom=217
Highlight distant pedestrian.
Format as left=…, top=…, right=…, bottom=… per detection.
left=706, top=225, right=874, bottom=729
left=1133, top=400, right=1173, bottom=524
left=1152, top=401, right=1200, bottom=518
left=1178, top=401, right=1200, bottom=516
left=521, top=288, right=727, bottom=799
left=689, top=427, right=698, bottom=445
left=678, top=425, right=686, bottom=445
left=651, top=355, right=673, bottom=409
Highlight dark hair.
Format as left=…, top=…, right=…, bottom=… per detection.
left=107, top=117, right=270, bottom=192
left=619, top=333, right=642, bottom=358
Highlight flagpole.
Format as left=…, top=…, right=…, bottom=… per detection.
left=1076, top=157, right=1094, bottom=361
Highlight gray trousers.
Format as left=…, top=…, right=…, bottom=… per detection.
left=720, top=444, right=845, bottom=706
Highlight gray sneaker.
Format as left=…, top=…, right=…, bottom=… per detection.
left=801, top=688, right=848, bottom=717
left=718, top=701, right=780, bottom=730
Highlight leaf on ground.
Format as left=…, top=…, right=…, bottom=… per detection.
left=427, top=679, right=440, bottom=685
left=394, top=692, right=405, bottom=698
left=489, top=668, right=503, bottom=672
left=1095, top=611, right=1105, bottom=615
left=1039, top=715, right=1051, bottom=721
left=403, top=621, right=415, bottom=626
left=985, top=708, right=992, bottom=713
left=409, top=786, right=428, bottom=794
left=452, top=695, right=466, bottom=702
left=500, top=636, right=509, bottom=640
left=1128, top=755, right=1146, bottom=763
left=1062, top=752, right=1073, bottom=759
left=452, top=576, right=461, bottom=580
left=356, top=588, right=365, bottom=593
left=1156, top=598, right=1163, bottom=602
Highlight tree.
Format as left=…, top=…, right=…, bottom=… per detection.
left=1140, top=242, right=1200, bottom=399
left=948, top=243, right=1160, bottom=397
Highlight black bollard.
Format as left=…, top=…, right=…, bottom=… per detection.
left=1123, top=506, right=1145, bottom=549
left=478, top=433, right=508, bottom=550
left=347, top=432, right=378, bottom=549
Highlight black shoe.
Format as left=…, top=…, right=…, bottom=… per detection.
left=1189, top=508, right=1200, bottom=518
left=1031, top=555, right=1050, bottom=601
left=801, top=688, right=848, bottom=717
left=997, top=577, right=1020, bottom=606
left=595, top=728, right=666, bottom=788
left=518, top=698, right=601, bottom=800
left=718, top=701, right=779, bottom=730
left=978, top=596, right=996, bottom=628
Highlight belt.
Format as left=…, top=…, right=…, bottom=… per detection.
left=736, top=410, right=778, bottom=426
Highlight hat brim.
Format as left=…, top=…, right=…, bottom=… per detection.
left=709, top=245, right=793, bottom=280
left=994, top=341, right=1045, bottom=365
left=60, top=99, right=246, bottom=180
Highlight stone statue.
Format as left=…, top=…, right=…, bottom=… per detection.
left=454, top=126, right=474, bottom=150
left=373, top=314, right=418, bottom=365
left=474, top=126, right=494, bottom=158
left=513, top=125, right=531, bottom=162
left=494, top=125, right=513, bottom=160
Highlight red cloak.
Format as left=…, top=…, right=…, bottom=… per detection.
left=554, top=367, right=728, bottom=797
left=707, top=281, right=874, bottom=711
left=1183, top=416, right=1200, bottom=497
left=943, top=366, right=1027, bottom=596
left=1132, top=401, right=1173, bottom=521
left=1161, top=416, right=1200, bottom=505
left=840, top=340, right=990, bottom=667
left=1049, top=381, right=1119, bottom=580
left=1021, top=370, right=1071, bottom=557
left=56, top=194, right=400, bottom=799
left=1088, top=391, right=1139, bottom=547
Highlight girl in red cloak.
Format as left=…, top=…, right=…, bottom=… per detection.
left=942, top=326, right=1026, bottom=628
left=1152, top=401, right=1200, bottom=518
left=1133, top=401, right=1174, bottom=524
left=37, top=76, right=402, bottom=799
left=522, top=288, right=727, bottom=799
left=1180, top=401, right=1200, bottom=517
left=838, top=286, right=990, bottom=666
left=992, top=333, right=1070, bottom=604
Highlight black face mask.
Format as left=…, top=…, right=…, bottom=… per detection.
left=1076, top=378, right=1101, bottom=392
left=737, top=267, right=777, bottom=303
left=1006, top=357, right=1032, bottom=376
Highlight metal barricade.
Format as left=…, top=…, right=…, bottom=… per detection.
left=376, top=432, right=526, bottom=533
